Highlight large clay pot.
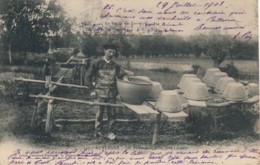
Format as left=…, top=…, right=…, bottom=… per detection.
left=223, top=82, right=248, bottom=101
left=247, top=83, right=259, bottom=97
left=215, top=77, right=235, bottom=94
left=147, top=81, right=163, bottom=100
left=177, top=74, right=197, bottom=88
left=117, top=77, right=152, bottom=105
left=129, top=76, right=151, bottom=82
left=180, top=77, right=201, bottom=92
left=155, top=90, right=183, bottom=113
left=203, top=68, right=220, bottom=84
left=184, top=82, right=210, bottom=101
left=210, top=72, right=228, bottom=87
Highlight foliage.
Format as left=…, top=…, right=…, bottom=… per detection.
left=189, top=34, right=208, bottom=57
left=205, top=33, right=234, bottom=67
left=81, top=34, right=99, bottom=57
left=1, top=0, right=48, bottom=53
left=79, top=32, right=258, bottom=64
left=220, top=63, right=239, bottom=78
left=117, top=35, right=133, bottom=57
left=0, top=0, right=74, bottom=63
left=135, top=35, right=188, bottom=57
left=136, top=35, right=152, bottom=56
left=46, top=0, right=76, bottom=48
left=230, top=40, right=258, bottom=60
left=0, top=0, right=258, bottom=64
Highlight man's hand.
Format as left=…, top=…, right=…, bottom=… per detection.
left=90, top=91, right=97, bottom=99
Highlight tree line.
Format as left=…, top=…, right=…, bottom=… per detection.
left=81, top=33, right=258, bottom=67
left=0, top=0, right=258, bottom=67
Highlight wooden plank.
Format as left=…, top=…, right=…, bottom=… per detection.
left=30, top=94, right=125, bottom=108
left=57, top=60, right=89, bottom=65
left=243, top=95, right=259, bottom=104
left=53, top=68, right=72, bottom=78
left=43, top=118, right=149, bottom=123
left=122, top=103, right=158, bottom=114
left=145, top=101, right=156, bottom=107
left=188, top=100, right=207, bottom=107
left=15, top=78, right=46, bottom=83
left=228, top=96, right=259, bottom=104
left=54, top=82, right=89, bottom=89
left=15, top=77, right=89, bottom=89
left=162, top=111, right=188, bottom=122
left=207, top=102, right=230, bottom=107
left=122, top=103, right=158, bottom=121
left=145, top=101, right=189, bottom=110
left=140, top=105, right=159, bottom=114
left=123, top=103, right=152, bottom=114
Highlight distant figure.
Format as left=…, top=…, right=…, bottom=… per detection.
left=85, top=44, right=131, bottom=140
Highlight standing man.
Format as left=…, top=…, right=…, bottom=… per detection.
left=85, top=44, right=129, bottom=140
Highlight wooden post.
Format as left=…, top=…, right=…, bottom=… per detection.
left=211, top=108, right=218, bottom=130
left=8, top=44, right=12, bottom=64
left=30, top=99, right=39, bottom=128
left=80, top=65, right=84, bottom=85
left=46, top=75, right=64, bottom=96
left=31, top=99, right=48, bottom=129
left=45, top=99, right=54, bottom=134
left=29, top=75, right=64, bottom=130
left=152, top=112, right=162, bottom=145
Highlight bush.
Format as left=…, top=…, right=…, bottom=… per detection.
left=220, top=63, right=239, bottom=79
left=52, top=51, right=71, bottom=62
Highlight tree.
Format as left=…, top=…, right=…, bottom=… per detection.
left=189, top=34, right=208, bottom=57
left=0, top=0, right=73, bottom=64
left=205, top=34, right=233, bottom=67
left=45, top=0, right=76, bottom=49
left=230, top=39, right=258, bottom=60
left=137, top=36, right=152, bottom=57
left=81, top=33, right=99, bottom=57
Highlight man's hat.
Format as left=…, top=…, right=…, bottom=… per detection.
left=103, top=44, right=118, bottom=50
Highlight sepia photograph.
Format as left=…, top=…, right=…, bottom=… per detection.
left=0, top=0, right=259, bottom=164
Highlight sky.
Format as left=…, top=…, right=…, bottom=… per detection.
left=57, top=0, right=93, bottom=21
left=57, top=0, right=258, bottom=38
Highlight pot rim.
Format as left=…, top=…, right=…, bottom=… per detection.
left=223, top=96, right=248, bottom=101
left=183, top=95, right=211, bottom=101
left=116, top=77, right=153, bottom=86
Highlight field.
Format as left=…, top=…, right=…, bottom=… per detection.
left=117, top=57, right=259, bottom=73
left=117, top=57, right=259, bottom=89
left=0, top=57, right=259, bottom=150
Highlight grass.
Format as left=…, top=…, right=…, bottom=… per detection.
left=131, top=69, right=184, bottom=90
left=117, top=57, right=259, bottom=88
left=117, top=57, right=259, bottom=73
left=0, top=65, right=42, bottom=77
